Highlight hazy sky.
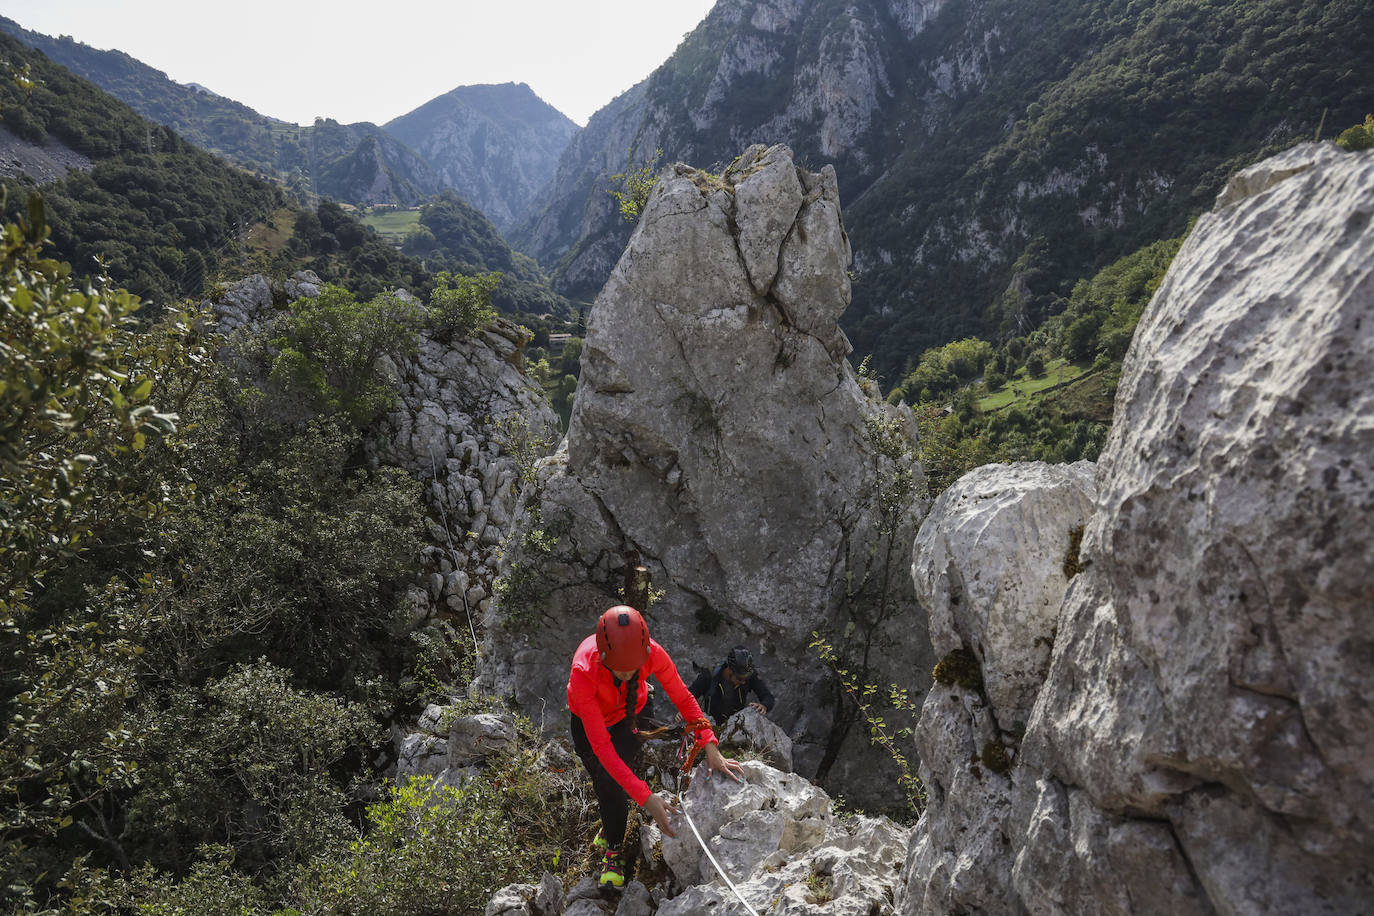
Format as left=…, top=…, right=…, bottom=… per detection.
left=0, top=0, right=718, bottom=126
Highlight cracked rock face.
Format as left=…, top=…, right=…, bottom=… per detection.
left=898, top=461, right=1097, bottom=916
left=898, top=145, right=1374, bottom=914
left=1012, top=144, right=1374, bottom=914
left=655, top=761, right=910, bottom=916
left=481, top=144, right=930, bottom=807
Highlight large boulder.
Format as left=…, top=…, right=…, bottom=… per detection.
left=912, top=461, right=1096, bottom=731
left=480, top=144, right=930, bottom=804
left=717, top=707, right=795, bottom=772
left=897, top=144, right=1374, bottom=913
left=1012, top=142, right=1374, bottom=914
left=899, top=461, right=1097, bottom=916
left=656, top=760, right=909, bottom=915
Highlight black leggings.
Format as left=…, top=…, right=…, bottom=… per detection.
left=570, top=713, right=642, bottom=848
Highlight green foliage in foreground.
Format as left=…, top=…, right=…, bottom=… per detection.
left=1, top=201, right=600, bottom=913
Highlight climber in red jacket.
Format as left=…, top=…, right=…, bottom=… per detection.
left=568, top=605, right=744, bottom=888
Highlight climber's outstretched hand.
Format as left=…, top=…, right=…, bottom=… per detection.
left=704, top=743, right=746, bottom=784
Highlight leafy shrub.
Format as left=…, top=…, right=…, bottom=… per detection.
left=292, top=730, right=592, bottom=916
left=124, top=663, right=376, bottom=877
left=255, top=285, right=423, bottom=429
left=427, top=270, right=500, bottom=339
left=608, top=148, right=663, bottom=222
left=151, top=416, right=425, bottom=687
left=1336, top=114, right=1374, bottom=152
left=0, top=201, right=194, bottom=907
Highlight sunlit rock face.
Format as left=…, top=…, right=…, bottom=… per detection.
left=482, top=144, right=931, bottom=808
left=899, top=461, right=1097, bottom=915
left=897, top=144, right=1374, bottom=914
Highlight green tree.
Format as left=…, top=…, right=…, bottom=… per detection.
left=1336, top=114, right=1374, bottom=151
left=0, top=199, right=191, bottom=906
left=608, top=148, right=663, bottom=222
left=427, top=270, right=500, bottom=339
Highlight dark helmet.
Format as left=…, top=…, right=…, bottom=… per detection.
left=596, top=606, right=650, bottom=670
left=725, top=646, right=755, bottom=677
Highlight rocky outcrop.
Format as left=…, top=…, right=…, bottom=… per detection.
left=897, top=144, right=1374, bottom=913
left=717, top=707, right=794, bottom=773
left=899, top=461, right=1097, bottom=915
left=484, top=144, right=930, bottom=806
left=912, top=461, right=1096, bottom=732
left=205, top=271, right=559, bottom=642
left=393, top=705, right=536, bottom=789
left=656, top=761, right=909, bottom=915
left=372, top=310, right=560, bottom=623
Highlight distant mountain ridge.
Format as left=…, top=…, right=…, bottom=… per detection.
left=383, top=82, right=577, bottom=234
left=516, top=0, right=1374, bottom=378
left=305, top=118, right=446, bottom=206
left=0, top=17, right=577, bottom=227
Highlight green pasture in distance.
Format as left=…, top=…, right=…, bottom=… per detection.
left=360, top=208, right=422, bottom=243
left=978, top=358, right=1092, bottom=412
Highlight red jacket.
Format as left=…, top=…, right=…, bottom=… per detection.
left=567, top=634, right=716, bottom=804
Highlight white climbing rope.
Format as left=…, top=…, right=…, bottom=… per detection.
left=677, top=794, right=763, bottom=916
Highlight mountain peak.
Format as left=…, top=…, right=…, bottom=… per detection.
left=383, top=82, right=579, bottom=233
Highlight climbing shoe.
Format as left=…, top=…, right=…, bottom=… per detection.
left=592, top=827, right=609, bottom=851
left=598, top=845, right=626, bottom=889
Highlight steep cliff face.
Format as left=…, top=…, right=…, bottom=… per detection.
left=484, top=145, right=931, bottom=805
left=385, top=83, right=578, bottom=234
left=514, top=0, right=933, bottom=301
left=517, top=0, right=1374, bottom=379
left=898, top=144, right=1374, bottom=914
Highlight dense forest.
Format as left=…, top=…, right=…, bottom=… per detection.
left=843, top=0, right=1372, bottom=376
left=0, top=30, right=283, bottom=308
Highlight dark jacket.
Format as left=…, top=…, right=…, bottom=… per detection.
left=689, top=663, right=776, bottom=727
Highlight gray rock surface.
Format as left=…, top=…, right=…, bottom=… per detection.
left=716, top=706, right=795, bottom=772
left=656, top=761, right=910, bottom=915
left=482, top=145, right=930, bottom=805
left=1014, top=142, right=1374, bottom=914
left=448, top=712, right=518, bottom=763
left=897, top=144, right=1374, bottom=913
left=898, top=461, right=1097, bottom=916
left=0, top=123, right=91, bottom=184
left=371, top=313, right=559, bottom=635
left=485, top=883, right=538, bottom=916
left=912, top=461, right=1097, bottom=731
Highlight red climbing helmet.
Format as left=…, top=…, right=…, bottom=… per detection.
left=596, top=605, right=651, bottom=671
